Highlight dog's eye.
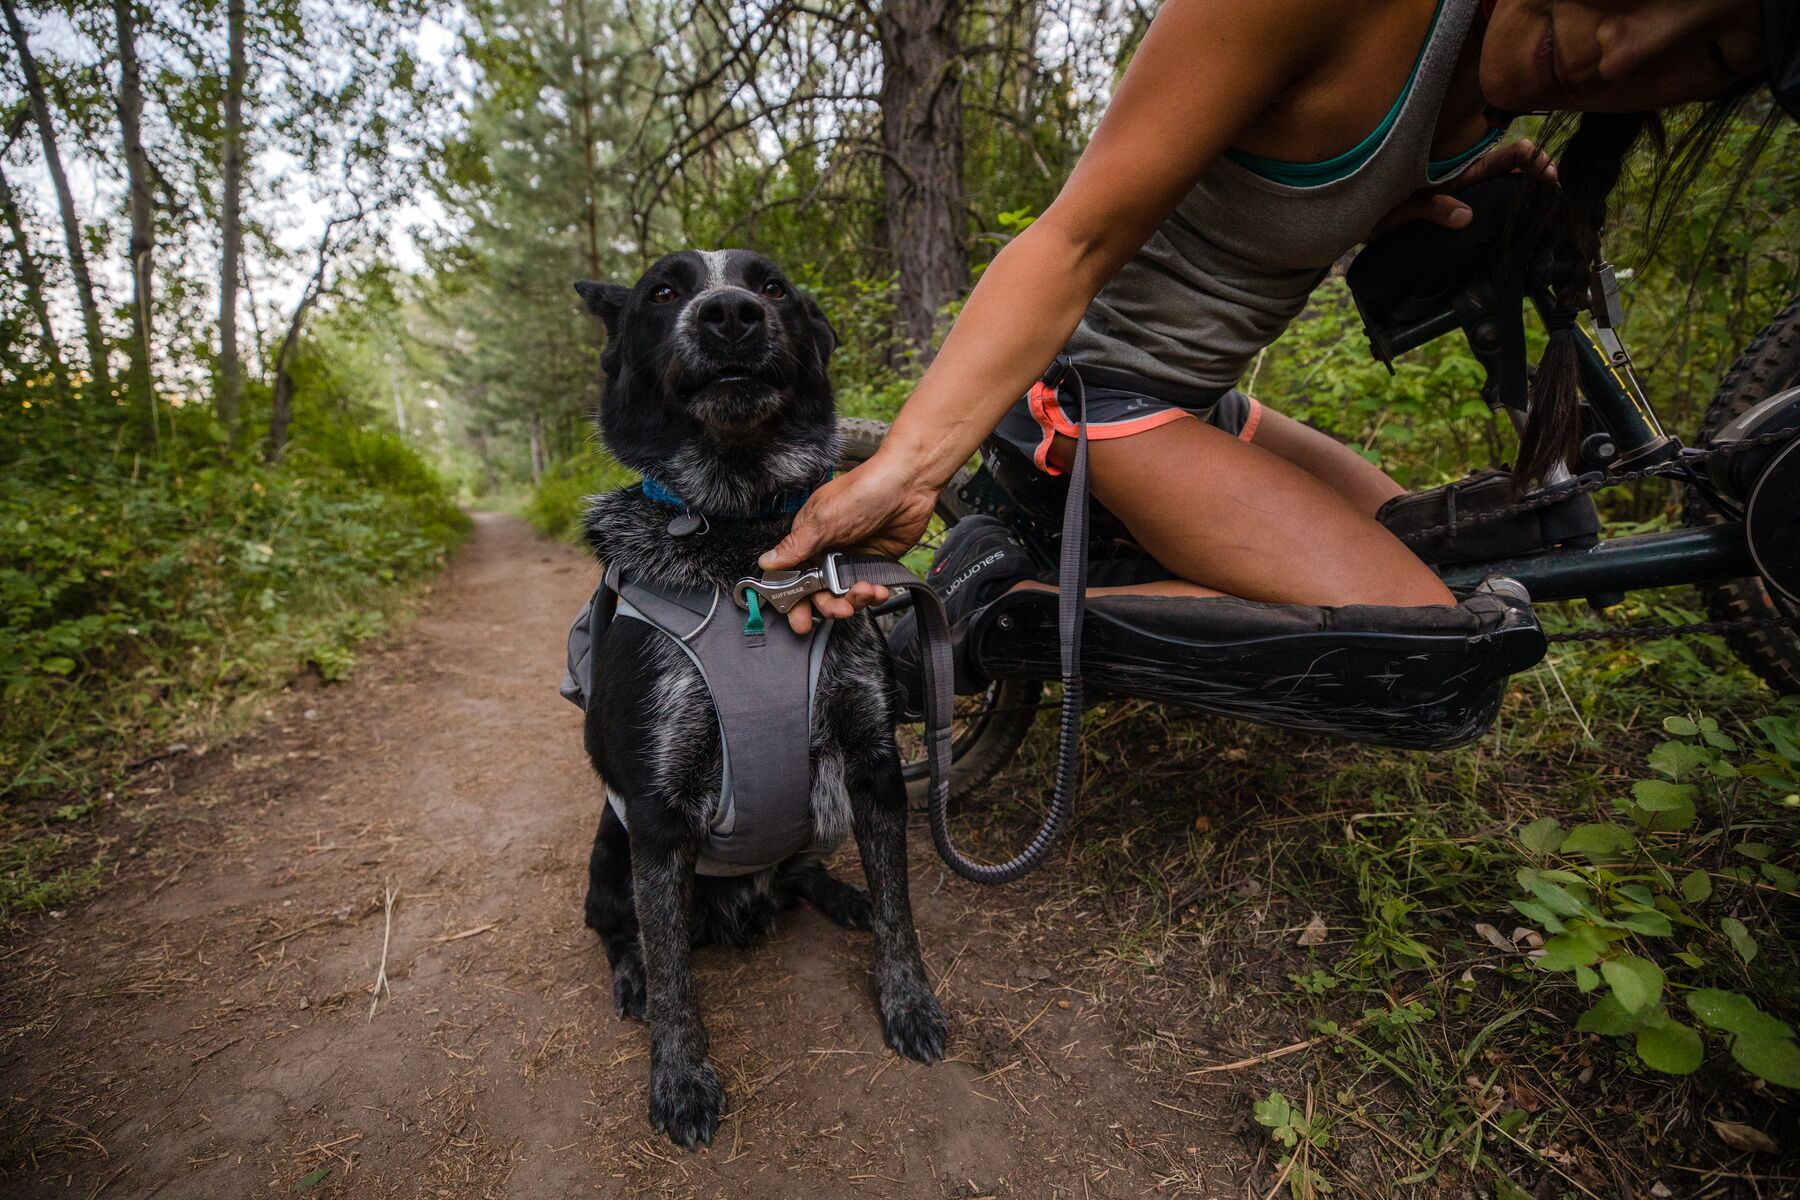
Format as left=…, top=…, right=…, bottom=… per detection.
left=760, top=280, right=787, bottom=300
left=650, top=286, right=677, bottom=305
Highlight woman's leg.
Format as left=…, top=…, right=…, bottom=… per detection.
left=1045, top=416, right=1453, bottom=608
left=1243, top=406, right=1406, bottom=517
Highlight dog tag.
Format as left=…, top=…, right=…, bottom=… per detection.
left=667, top=513, right=705, bottom=538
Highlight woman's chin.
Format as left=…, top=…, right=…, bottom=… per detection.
left=1479, top=61, right=1546, bottom=115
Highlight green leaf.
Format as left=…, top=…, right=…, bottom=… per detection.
left=1662, top=715, right=1700, bottom=736
left=1574, top=964, right=1600, bottom=992
left=1601, top=954, right=1664, bottom=1014
left=1510, top=899, right=1564, bottom=933
left=1632, top=779, right=1696, bottom=811
left=1721, top=917, right=1759, bottom=964
left=295, top=1167, right=331, bottom=1193
left=1680, top=870, right=1713, bottom=903
left=1576, top=993, right=1640, bottom=1036
left=1519, top=816, right=1563, bottom=854
left=1635, top=1020, right=1704, bottom=1075
left=1613, top=910, right=1673, bottom=937
left=1702, top=729, right=1738, bottom=752
left=41, top=656, right=75, bottom=675
left=1761, top=862, right=1799, bottom=891
left=1539, top=932, right=1604, bottom=970
left=1516, top=870, right=1589, bottom=917
left=1559, top=823, right=1634, bottom=857
left=1254, top=1091, right=1295, bottom=1130
left=1686, top=990, right=1793, bottom=1040
left=1731, top=1035, right=1800, bottom=1089
left=1754, top=715, right=1800, bottom=762
left=1736, top=842, right=1774, bottom=861
left=1640, top=796, right=1697, bottom=833
left=1649, top=740, right=1711, bottom=780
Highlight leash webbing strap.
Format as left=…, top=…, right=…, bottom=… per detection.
left=829, top=556, right=957, bottom=824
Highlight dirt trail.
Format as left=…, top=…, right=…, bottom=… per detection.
left=2, top=512, right=1255, bottom=1199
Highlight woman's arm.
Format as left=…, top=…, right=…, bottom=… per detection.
left=765, top=0, right=1346, bottom=627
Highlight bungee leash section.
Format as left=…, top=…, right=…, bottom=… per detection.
left=735, top=542, right=1077, bottom=884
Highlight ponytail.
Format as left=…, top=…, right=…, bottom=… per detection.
left=1512, top=112, right=1655, bottom=489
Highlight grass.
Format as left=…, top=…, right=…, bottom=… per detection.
left=952, top=611, right=1798, bottom=1198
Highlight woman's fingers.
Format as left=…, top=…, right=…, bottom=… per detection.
left=782, top=582, right=890, bottom=635
left=761, top=487, right=834, bottom=572
left=1368, top=138, right=1561, bottom=237
left=1370, top=190, right=1470, bottom=234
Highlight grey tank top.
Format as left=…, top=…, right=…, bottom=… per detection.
left=1065, top=0, right=1488, bottom=391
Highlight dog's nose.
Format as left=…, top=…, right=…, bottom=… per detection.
left=696, top=291, right=765, bottom=347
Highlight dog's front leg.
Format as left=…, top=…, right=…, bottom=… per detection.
left=849, top=744, right=947, bottom=1063
left=632, top=834, right=724, bottom=1149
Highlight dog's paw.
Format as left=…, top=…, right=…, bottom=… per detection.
left=880, top=980, right=947, bottom=1065
left=811, top=879, right=874, bottom=931
left=611, top=956, right=647, bottom=1021
left=648, top=1059, right=725, bottom=1151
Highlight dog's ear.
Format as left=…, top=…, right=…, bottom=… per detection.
left=574, top=280, right=630, bottom=335
left=800, top=291, right=837, bottom=363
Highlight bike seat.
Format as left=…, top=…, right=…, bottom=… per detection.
left=969, top=585, right=1545, bottom=750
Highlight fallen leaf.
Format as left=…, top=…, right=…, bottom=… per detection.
left=1297, top=914, right=1328, bottom=947
left=1474, top=923, right=1517, bottom=952
left=1710, top=1119, right=1779, bottom=1154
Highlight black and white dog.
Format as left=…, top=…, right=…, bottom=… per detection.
left=574, top=250, right=946, bottom=1150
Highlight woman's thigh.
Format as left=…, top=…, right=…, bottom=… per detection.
left=1048, top=417, right=1452, bottom=608
left=1245, top=405, right=1407, bottom=517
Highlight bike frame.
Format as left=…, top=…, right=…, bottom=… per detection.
left=1436, top=325, right=1757, bottom=603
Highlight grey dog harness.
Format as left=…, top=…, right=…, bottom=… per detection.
left=562, top=563, right=835, bottom=876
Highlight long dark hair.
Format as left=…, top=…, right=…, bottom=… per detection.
left=1509, top=96, right=1771, bottom=487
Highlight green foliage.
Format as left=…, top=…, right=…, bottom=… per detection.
left=519, top=448, right=639, bottom=543
left=0, top=394, right=469, bottom=805
left=1509, top=710, right=1800, bottom=1088
left=1254, top=1090, right=1333, bottom=1198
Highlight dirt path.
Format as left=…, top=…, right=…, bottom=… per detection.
left=2, top=512, right=1259, bottom=1199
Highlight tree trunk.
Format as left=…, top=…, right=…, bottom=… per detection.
left=268, top=368, right=294, bottom=459
left=114, top=0, right=156, bottom=410
left=876, top=0, right=966, bottom=364
left=0, top=161, right=69, bottom=391
left=2, top=0, right=109, bottom=393
left=217, top=0, right=246, bottom=435
left=528, top=412, right=545, bottom=483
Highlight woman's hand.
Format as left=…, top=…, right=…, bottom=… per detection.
left=1369, top=137, right=1558, bottom=235
left=758, top=449, right=943, bottom=634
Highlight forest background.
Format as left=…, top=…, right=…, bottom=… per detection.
left=3, top=1, right=1800, bottom=1192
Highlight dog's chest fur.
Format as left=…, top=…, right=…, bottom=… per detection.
left=584, top=492, right=896, bottom=855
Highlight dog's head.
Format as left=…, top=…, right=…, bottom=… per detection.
left=576, top=250, right=838, bottom=507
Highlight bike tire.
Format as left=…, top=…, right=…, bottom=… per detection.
left=836, top=417, right=1039, bottom=804
left=1683, top=293, right=1800, bottom=695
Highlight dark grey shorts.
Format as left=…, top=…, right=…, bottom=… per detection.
left=992, top=377, right=1264, bottom=476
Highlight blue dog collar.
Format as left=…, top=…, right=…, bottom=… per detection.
left=640, top=473, right=823, bottom=520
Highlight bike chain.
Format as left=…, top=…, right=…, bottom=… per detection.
left=1397, top=424, right=1800, bottom=644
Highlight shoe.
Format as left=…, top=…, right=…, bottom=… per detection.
left=887, top=515, right=1037, bottom=712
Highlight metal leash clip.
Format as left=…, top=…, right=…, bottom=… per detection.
left=732, top=551, right=849, bottom=614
